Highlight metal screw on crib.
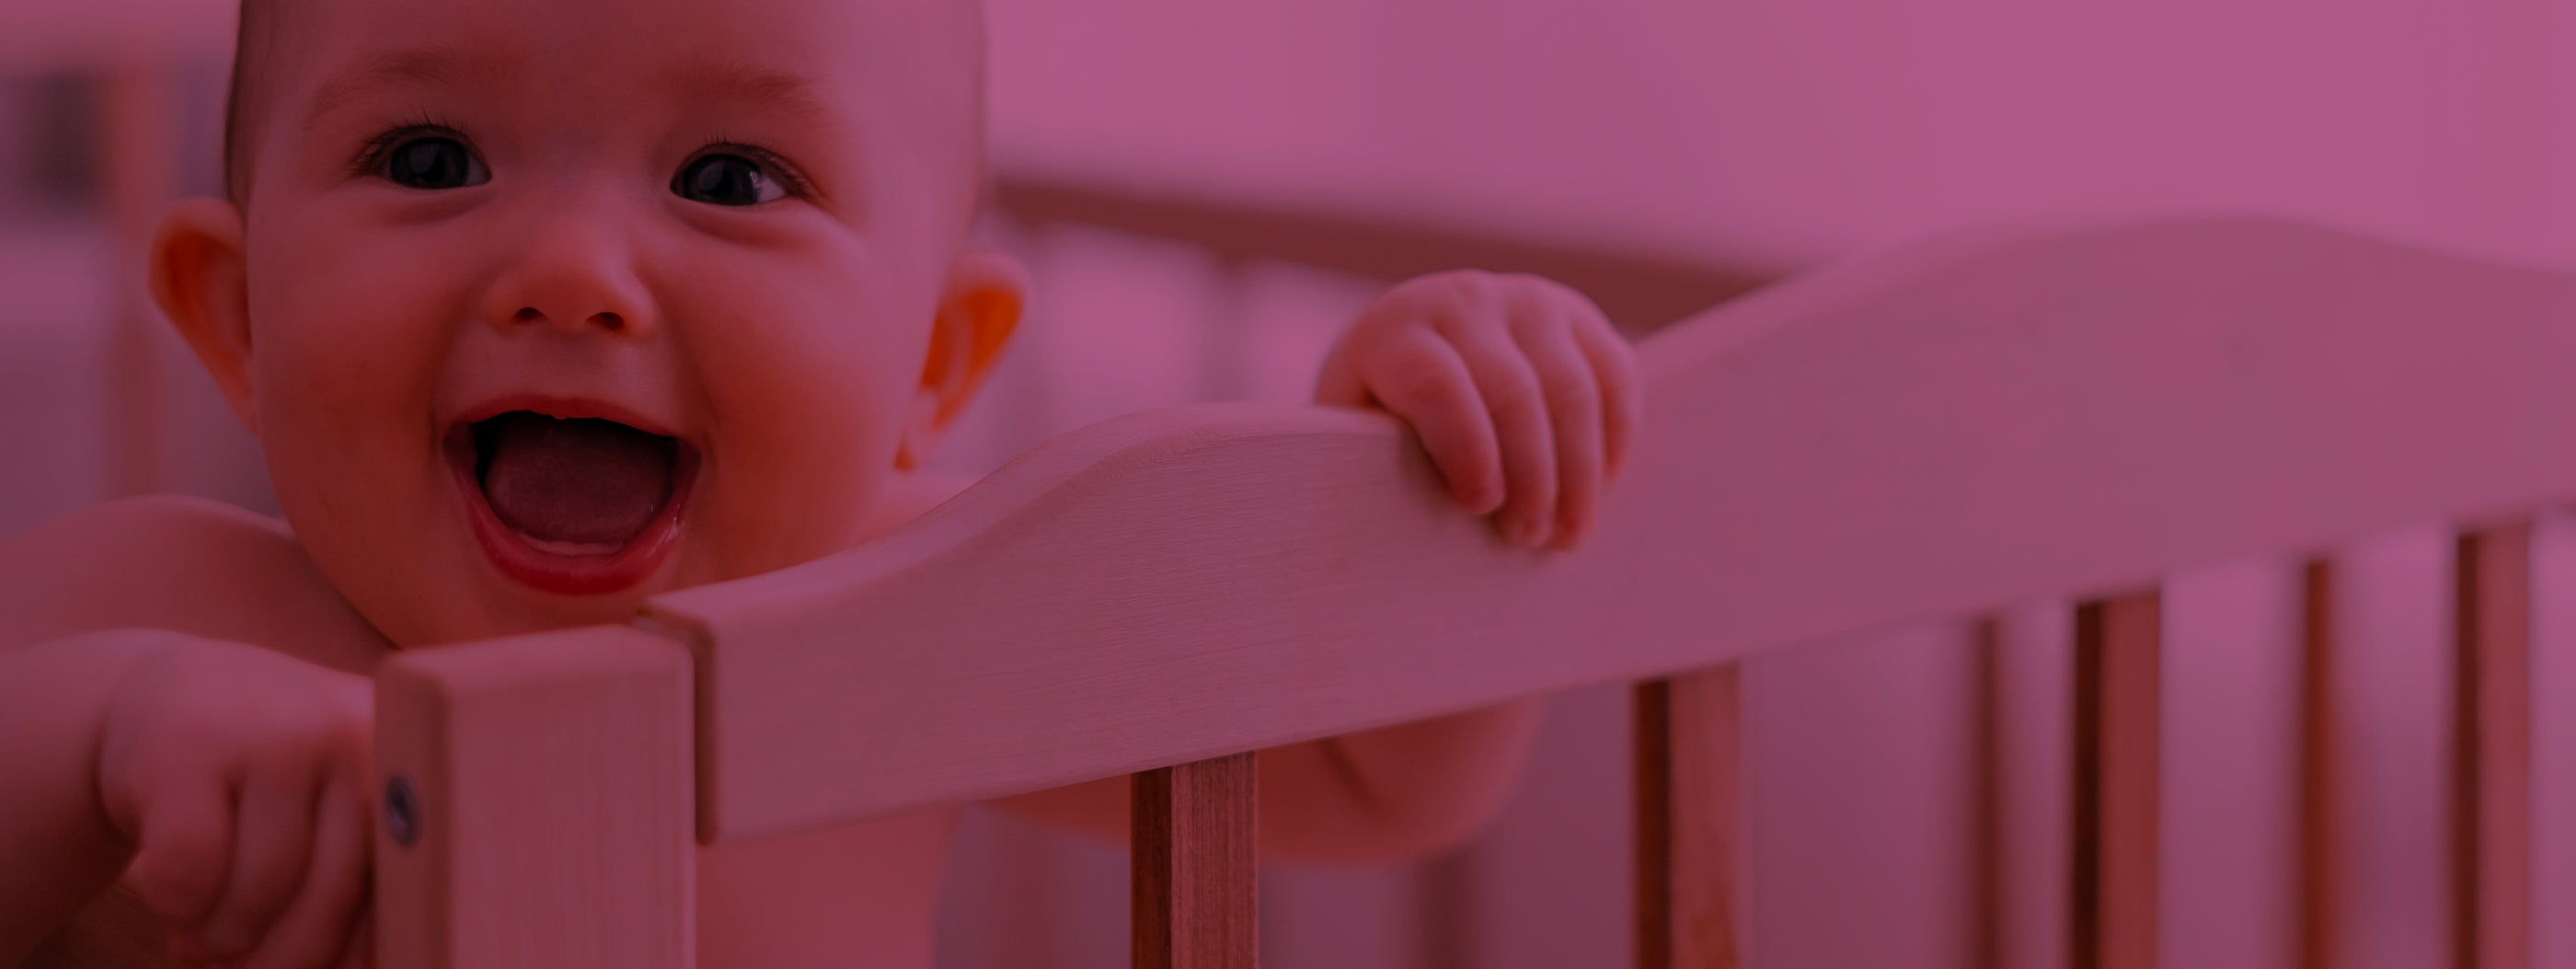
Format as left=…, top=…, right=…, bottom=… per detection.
left=385, top=776, right=420, bottom=847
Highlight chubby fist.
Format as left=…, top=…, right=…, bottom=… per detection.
left=96, top=636, right=375, bottom=968
left=1317, top=271, right=1644, bottom=549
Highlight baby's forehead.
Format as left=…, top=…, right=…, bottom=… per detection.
left=235, top=0, right=983, bottom=190
left=277, top=0, right=974, bottom=110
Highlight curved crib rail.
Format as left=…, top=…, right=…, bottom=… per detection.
left=373, top=218, right=2576, bottom=967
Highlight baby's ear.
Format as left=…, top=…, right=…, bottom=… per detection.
left=149, top=199, right=257, bottom=433
left=898, top=249, right=1029, bottom=471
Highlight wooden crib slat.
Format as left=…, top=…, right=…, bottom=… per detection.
left=374, top=627, right=696, bottom=969
left=2454, top=526, right=2532, bottom=969
left=643, top=220, right=2576, bottom=840
left=1133, top=753, right=1259, bottom=969
left=2297, top=561, right=2341, bottom=969
left=1633, top=666, right=1742, bottom=969
left=1971, top=620, right=2004, bottom=969
left=2071, top=593, right=2158, bottom=969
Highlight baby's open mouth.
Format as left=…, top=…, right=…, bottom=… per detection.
left=444, top=409, right=698, bottom=594
left=474, top=411, right=676, bottom=552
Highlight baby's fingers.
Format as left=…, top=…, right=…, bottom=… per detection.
left=1363, top=328, right=1505, bottom=513
left=241, top=770, right=372, bottom=969
left=336, top=907, right=375, bottom=969
left=186, top=765, right=321, bottom=962
left=124, top=779, right=234, bottom=930
left=1518, top=321, right=1604, bottom=548
left=1571, top=316, right=1642, bottom=483
left=1439, top=322, right=1557, bottom=547
left=242, top=893, right=371, bottom=969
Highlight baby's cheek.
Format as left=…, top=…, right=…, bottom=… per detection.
left=247, top=224, right=457, bottom=444
left=251, top=281, right=448, bottom=498
left=649, top=238, right=936, bottom=582
left=692, top=341, right=914, bottom=580
left=242, top=233, right=477, bottom=641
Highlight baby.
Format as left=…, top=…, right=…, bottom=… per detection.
left=0, top=0, right=1643, bottom=965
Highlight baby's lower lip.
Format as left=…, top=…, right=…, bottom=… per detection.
left=443, top=422, right=698, bottom=596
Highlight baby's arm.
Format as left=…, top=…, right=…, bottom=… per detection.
left=1, top=632, right=378, bottom=968
left=0, top=632, right=170, bottom=961
left=1296, top=271, right=1637, bottom=851
left=996, top=272, right=1638, bottom=864
left=982, top=708, right=1542, bottom=865
left=0, top=501, right=388, bottom=966
left=0, top=497, right=387, bottom=657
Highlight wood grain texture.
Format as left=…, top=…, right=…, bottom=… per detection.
left=1633, top=667, right=1742, bottom=969
left=638, top=218, right=2576, bottom=841
left=374, top=626, right=696, bottom=969
left=2454, top=526, right=2532, bottom=969
left=1132, top=754, right=1259, bottom=969
left=2072, top=594, right=2158, bottom=969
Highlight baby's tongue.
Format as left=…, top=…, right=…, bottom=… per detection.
left=476, top=412, right=676, bottom=546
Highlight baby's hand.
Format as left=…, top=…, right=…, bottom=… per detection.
left=95, top=635, right=376, bottom=969
left=1316, top=271, right=1643, bottom=549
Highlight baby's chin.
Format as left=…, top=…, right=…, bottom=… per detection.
left=356, top=572, right=666, bottom=650
left=326, top=515, right=701, bottom=651
left=350, top=511, right=856, bottom=650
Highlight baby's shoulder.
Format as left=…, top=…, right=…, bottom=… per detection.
left=0, top=496, right=384, bottom=654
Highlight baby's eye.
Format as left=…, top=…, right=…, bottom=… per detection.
left=673, top=154, right=787, bottom=207
left=379, top=135, right=489, bottom=190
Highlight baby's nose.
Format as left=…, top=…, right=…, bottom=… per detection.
left=505, top=303, right=633, bottom=335
left=484, top=224, right=657, bottom=339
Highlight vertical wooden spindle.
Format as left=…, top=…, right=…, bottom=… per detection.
left=2298, top=561, right=2340, bottom=969
left=374, top=629, right=696, bottom=969
left=2072, top=592, right=2159, bottom=969
left=1971, top=619, right=2006, bottom=969
left=1133, top=753, right=1259, bottom=969
left=1635, top=665, right=1743, bottom=969
left=2454, top=526, right=2532, bottom=969
left=1415, top=844, right=1479, bottom=969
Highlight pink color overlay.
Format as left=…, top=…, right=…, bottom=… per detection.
left=0, top=0, right=2570, bottom=965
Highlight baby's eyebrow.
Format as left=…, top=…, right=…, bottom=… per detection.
left=669, top=60, right=830, bottom=121
left=304, top=47, right=505, bottom=127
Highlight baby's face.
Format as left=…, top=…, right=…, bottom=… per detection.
left=206, top=0, right=1007, bottom=644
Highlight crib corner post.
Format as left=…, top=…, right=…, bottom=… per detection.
left=1634, top=664, right=1744, bottom=969
left=373, top=625, right=698, bottom=969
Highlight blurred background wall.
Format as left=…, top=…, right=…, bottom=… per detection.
left=2, top=1, right=2570, bottom=966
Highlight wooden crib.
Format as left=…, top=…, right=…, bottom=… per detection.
left=323, top=216, right=2569, bottom=968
